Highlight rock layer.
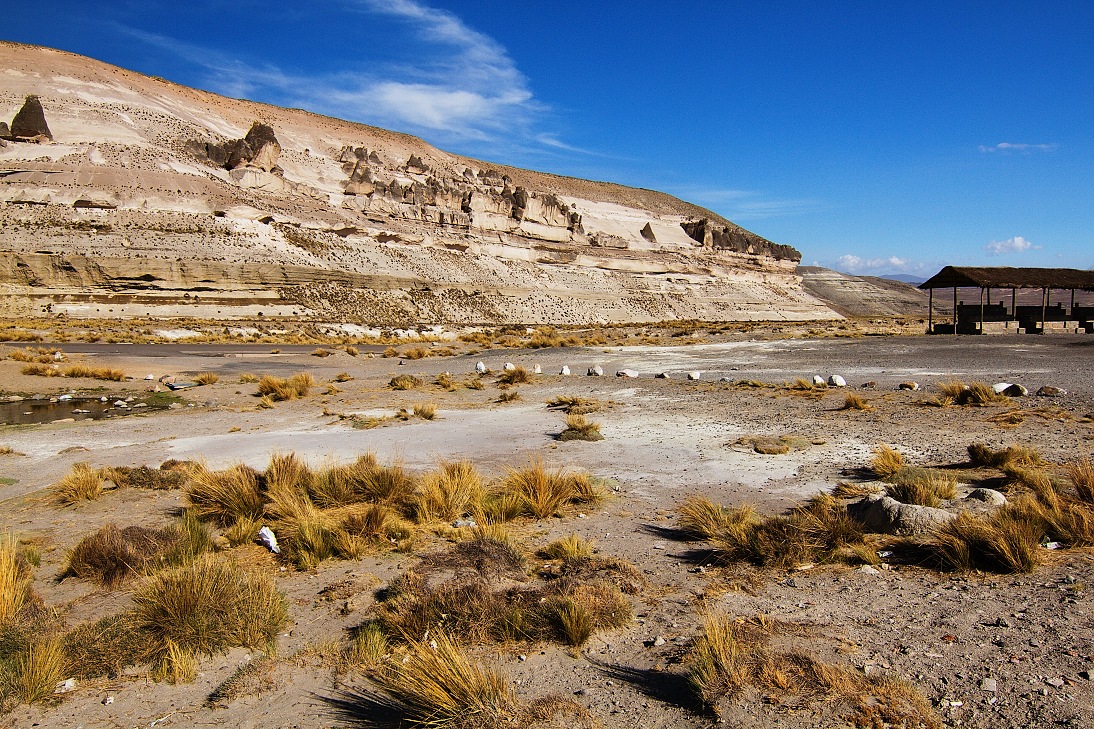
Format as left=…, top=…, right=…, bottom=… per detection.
left=0, top=41, right=839, bottom=324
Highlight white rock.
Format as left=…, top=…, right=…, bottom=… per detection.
left=559, top=365, right=571, bottom=375
left=475, top=361, right=487, bottom=374
left=993, top=382, right=1028, bottom=397
left=257, top=526, right=280, bottom=554
left=812, top=375, right=826, bottom=386
left=828, top=375, right=847, bottom=387
left=897, top=381, right=920, bottom=391
left=144, top=374, right=155, bottom=380
left=1036, top=385, right=1066, bottom=397
left=966, top=488, right=1007, bottom=506
left=532, top=364, right=542, bottom=374
left=54, top=678, right=77, bottom=694
left=687, top=371, right=702, bottom=380
left=503, top=362, right=516, bottom=372
left=655, top=372, right=669, bottom=379
left=588, top=365, right=604, bottom=377
left=616, top=369, right=639, bottom=378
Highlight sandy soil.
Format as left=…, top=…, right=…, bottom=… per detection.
left=2, top=334, right=1093, bottom=728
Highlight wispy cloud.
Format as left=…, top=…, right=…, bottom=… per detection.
left=985, top=235, right=1039, bottom=255
left=978, top=142, right=1057, bottom=153
left=119, top=1, right=549, bottom=145
left=669, top=188, right=822, bottom=221
left=835, top=254, right=925, bottom=275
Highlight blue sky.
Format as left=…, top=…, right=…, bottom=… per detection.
left=7, top=1, right=1093, bottom=275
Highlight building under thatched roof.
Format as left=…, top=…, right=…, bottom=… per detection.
left=919, top=266, right=1094, bottom=291
left=917, top=266, right=1094, bottom=335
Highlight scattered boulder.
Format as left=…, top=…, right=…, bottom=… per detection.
left=966, top=488, right=1007, bottom=507
left=847, top=494, right=955, bottom=536
left=687, top=371, right=702, bottom=381
left=9, top=95, right=52, bottom=141
left=204, top=121, right=281, bottom=172
left=559, top=365, right=571, bottom=376
left=532, top=364, right=542, bottom=374
left=503, top=362, right=516, bottom=372
left=828, top=375, right=847, bottom=387
left=655, top=372, right=669, bottom=379
left=587, top=365, right=604, bottom=377
left=812, top=375, right=826, bottom=387
left=993, top=382, right=1028, bottom=397
left=1036, top=385, right=1066, bottom=397
left=861, top=381, right=877, bottom=388
left=616, top=369, right=639, bottom=378
left=475, top=361, right=487, bottom=374
left=898, top=381, right=920, bottom=391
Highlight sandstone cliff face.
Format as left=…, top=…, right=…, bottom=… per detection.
left=0, top=42, right=838, bottom=324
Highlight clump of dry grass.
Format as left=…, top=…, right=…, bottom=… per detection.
left=389, top=374, right=422, bottom=391
left=694, top=494, right=866, bottom=569
left=497, top=366, right=533, bottom=385
left=402, top=345, right=429, bottom=360
left=1068, top=457, right=1094, bottom=504
left=371, top=631, right=516, bottom=727
left=932, top=505, right=1043, bottom=573
left=884, top=468, right=957, bottom=507
left=412, top=402, right=437, bottom=420
left=11, top=636, right=68, bottom=705
left=869, top=445, right=906, bottom=480
left=311, top=348, right=332, bottom=358
left=545, top=395, right=600, bottom=414
left=839, top=393, right=872, bottom=411
left=132, top=553, right=287, bottom=666
left=193, top=372, right=219, bottom=385
left=186, top=463, right=265, bottom=527
left=542, top=534, right=594, bottom=560
left=686, top=612, right=939, bottom=725
left=239, top=372, right=259, bottom=383
left=65, top=518, right=211, bottom=587
left=557, top=413, right=603, bottom=442
left=495, top=461, right=602, bottom=519
left=333, top=371, right=354, bottom=382
left=62, top=364, right=127, bottom=381
left=50, top=462, right=107, bottom=505
left=0, top=533, right=34, bottom=624
left=967, top=443, right=1042, bottom=469
left=257, top=372, right=315, bottom=401
left=939, top=380, right=1004, bottom=406
left=678, top=496, right=753, bottom=541
left=413, top=462, right=483, bottom=524
left=496, top=389, right=521, bottom=403
left=831, top=481, right=884, bottom=499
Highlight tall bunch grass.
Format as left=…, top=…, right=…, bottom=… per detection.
left=50, top=462, right=107, bottom=505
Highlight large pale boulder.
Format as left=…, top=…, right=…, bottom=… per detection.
left=847, top=494, right=955, bottom=536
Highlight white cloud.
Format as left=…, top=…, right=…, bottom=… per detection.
left=120, top=1, right=544, bottom=143
left=985, top=236, right=1037, bottom=255
left=978, top=142, right=1057, bottom=153
left=836, top=254, right=916, bottom=274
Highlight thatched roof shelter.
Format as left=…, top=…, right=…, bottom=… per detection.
left=919, top=266, right=1094, bottom=291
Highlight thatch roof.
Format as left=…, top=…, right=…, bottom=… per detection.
left=919, top=266, right=1094, bottom=291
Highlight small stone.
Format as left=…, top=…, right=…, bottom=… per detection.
left=655, top=372, right=669, bottom=379
left=475, top=361, right=487, bottom=374
left=992, top=382, right=1028, bottom=397
left=653, top=636, right=666, bottom=646
left=559, top=366, right=570, bottom=375
left=828, top=375, right=847, bottom=387
left=532, top=364, right=542, bottom=374
left=980, top=677, right=998, bottom=692
left=858, top=565, right=880, bottom=575
left=898, top=381, right=920, bottom=391
left=587, top=365, right=604, bottom=377
left=1036, top=385, right=1066, bottom=397
left=616, top=369, right=639, bottom=378
left=1078, top=670, right=1092, bottom=681
left=966, top=488, right=1007, bottom=506
left=102, top=695, right=114, bottom=705
left=812, top=375, right=826, bottom=386
left=53, top=678, right=76, bottom=694
left=687, top=371, right=702, bottom=380
left=518, top=654, right=527, bottom=661
left=1045, top=677, right=1064, bottom=688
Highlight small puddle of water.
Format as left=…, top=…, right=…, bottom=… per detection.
left=0, top=396, right=173, bottom=425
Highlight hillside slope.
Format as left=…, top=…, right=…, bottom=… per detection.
left=0, top=42, right=838, bottom=324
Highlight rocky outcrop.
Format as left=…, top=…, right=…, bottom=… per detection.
left=202, top=122, right=281, bottom=173
left=8, top=95, right=52, bottom=142
left=0, top=42, right=841, bottom=325
left=682, top=219, right=799, bottom=262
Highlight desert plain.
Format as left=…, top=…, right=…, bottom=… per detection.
left=1, top=327, right=1093, bottom=729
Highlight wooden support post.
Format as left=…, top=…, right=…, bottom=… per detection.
left=1011, top=287, right=1016, bottom=319
left=979, top=287, right=985, bottom=334
left=953, top=286, right=958, bottom=335
left=928, top=288, right=934, bottom=333
left=1041, top=287, right=1048, bottom=334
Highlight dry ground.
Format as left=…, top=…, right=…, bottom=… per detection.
left=1, top=332, right=1093, bottom=728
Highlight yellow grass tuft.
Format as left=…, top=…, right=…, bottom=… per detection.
left=50, top=462, right=106, bottom=505
left=1067, top=457, right=1094, bottom=504
left=414, top=461, right=484, bottom=523
left=0, top=533, right=33, bottom=623
left=14, top=636, right=68, bottom=704
left=389, top=374, right=423, bottom=391
left=186, top=463, right=265, bottom=527
left=870, top=445, right=906, bottom=480
left=543, top=533, right=595, bottom=560
left=193, top=371, right=219, bottom=385
left=412, top=402, right=437, bottom=420
left=558, top=412, right=603, bottom=442
left=839, top=392, right=872, bottom=411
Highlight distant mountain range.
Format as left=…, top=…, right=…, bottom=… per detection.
left=875, top=273, right=926, bottom=285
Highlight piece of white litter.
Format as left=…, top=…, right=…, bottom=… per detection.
left=1044, top=541, right=1063, bottom=550
left=257, top=526, right=280, bottom=554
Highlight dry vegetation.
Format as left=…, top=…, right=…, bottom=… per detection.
left=257, top=372, right=315, bottom=401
